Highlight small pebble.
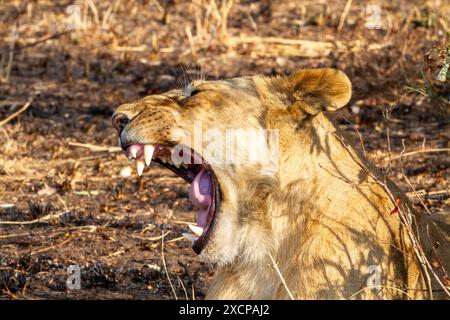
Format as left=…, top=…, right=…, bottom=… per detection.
left=120, top=166, right=132, bottom=177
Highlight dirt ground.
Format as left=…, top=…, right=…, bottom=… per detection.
left=0, top=0, right=448, bottom=299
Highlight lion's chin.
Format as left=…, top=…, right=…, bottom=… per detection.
left=120, top=142, right=221, bottom=254
left=198, top=218, right=241, bottom=266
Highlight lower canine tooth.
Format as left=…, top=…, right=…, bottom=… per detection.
left=188, top=225, right=203, bottom=236
left=136, top=160, right=145, bottom=176
left=182, top=233, right=198, bottom=244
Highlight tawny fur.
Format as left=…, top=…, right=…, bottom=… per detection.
left=114, top=69, right=449, bottom=300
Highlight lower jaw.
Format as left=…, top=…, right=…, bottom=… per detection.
left=192, top=171, right=221, bottom=254
left=151, top=156, right=220, bottom=255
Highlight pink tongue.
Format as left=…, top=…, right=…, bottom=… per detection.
left=189, top=168, right=212, bottom=228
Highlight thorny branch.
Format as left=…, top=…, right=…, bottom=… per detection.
left=334, top=132, right=450, bottom=298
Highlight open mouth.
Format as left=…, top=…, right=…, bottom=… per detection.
left=121, top=143, right=220, bottom=254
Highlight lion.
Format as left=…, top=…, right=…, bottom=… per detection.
left=112, top=68, right=448, bottom=299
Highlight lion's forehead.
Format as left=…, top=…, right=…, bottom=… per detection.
left=187, top=77, right=256, bottom=95
left=117, top=76, right=259, bottom=114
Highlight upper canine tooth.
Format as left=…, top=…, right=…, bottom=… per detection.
left=144, top=144, right=155, bottom=166
left=182, top=233, right=198, bottom=244
left=136, top=159, right=145, bottom=176
left=188, top=225, right=203, bottom=236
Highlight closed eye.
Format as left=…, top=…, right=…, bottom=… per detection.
left=182, top=84, right=202, bottom=98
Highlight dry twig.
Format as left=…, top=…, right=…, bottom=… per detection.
left=337, top=0, right=353, bottom=33
left=268, top=251, right=295, bottom=300
left=227, top=36, right=333, bottom=57
left=161, top=231, right=178, bottom=300
left=347, top=285, right=413, bottom=300
left=0, top=210, right=68, bottom=225
left=334, top=133, right=450, bottom=297
left=399, top=140, right=433, bottom=216
left=129, top=231, right=171, bottom=241
left=0, top=225, right=97, bottom=240
left=30, top=237, right=72, bottom=256
left=68, top=142, right=121, bottom=153
left=384, top=148, right=450, bottom=162
left=0, top=98, right=33, bottom=127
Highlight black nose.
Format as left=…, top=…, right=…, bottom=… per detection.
left=112, top=113, right=130, bottom=133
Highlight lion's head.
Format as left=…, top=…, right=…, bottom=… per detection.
left=112, top=68, right=351, bottom=266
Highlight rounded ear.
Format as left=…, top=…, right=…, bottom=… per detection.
left=275, top=68, right=352, bottom=115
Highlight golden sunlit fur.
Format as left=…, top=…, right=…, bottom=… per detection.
left=114, top=69, right=448, bottom=300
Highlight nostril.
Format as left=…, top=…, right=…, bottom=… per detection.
left=112, top=113, right=130, bottom=132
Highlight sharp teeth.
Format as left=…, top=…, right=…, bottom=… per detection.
left=136, top=159, right=145, bottom=176
left=130, top=147, right=137, bottom=159
left=182, top=233, right=198, bottom=244
left=188, top=225, right=203, bottom=236
left=144, top=144, right=155, bottom=166
left=174, top=162, right=181, bottom=168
